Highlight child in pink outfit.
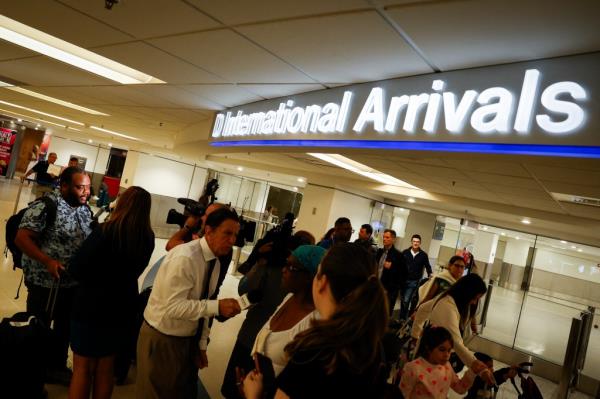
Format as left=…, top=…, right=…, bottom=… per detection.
left=400, top=326, right=476, bottom=399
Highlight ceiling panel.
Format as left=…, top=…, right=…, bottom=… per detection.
left=0, top=41, right=38, bottom=62
left=238, top=11, right=432, bottom=83
left=60, top=0, right=221, bottom=39
left=1, top=0, right=131, bottom=47
left=130, top=85, right=220, bottom=110
left=0, top=57, right=116, bottom=86
left=94, top=42, right=224, bottom=84
left=241, top=84, right=325, bottom=99
left=463, top=172, right=540, bottom=190
left=180, top=84, right=262, bottom=108
left=386, top=0, right=600, bottom=71
left=540, top=181, right=600, bottom=199
left=188, top=0, right=369, bottom=25
left=447, top=160, right=531, bottom=177
left=525, top=164, right=600, bottom=186
left=483, top=184, right=550, bottom=198
left=149, top=29, right=315, bottom=83
left=560, top=203, right=600, bottom=220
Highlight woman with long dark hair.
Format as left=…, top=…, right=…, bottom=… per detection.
left=68, top=186, right=155, bottom=399
left=411, top=273, right=495, bottom=385
left=243, top=243, right=388, bottom=399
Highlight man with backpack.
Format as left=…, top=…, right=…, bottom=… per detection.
left=15, top=166, right=93, bottom=386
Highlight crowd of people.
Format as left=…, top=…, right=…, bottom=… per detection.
left=13, top=166, right=506, bottom=399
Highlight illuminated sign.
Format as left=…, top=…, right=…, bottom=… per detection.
left=210, top=53, right=600, bottom=153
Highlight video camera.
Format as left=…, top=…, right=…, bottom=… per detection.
left=165, top=178, right=220, bottom=232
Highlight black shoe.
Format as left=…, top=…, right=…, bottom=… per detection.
left=45, top=367, right=72, bottom=386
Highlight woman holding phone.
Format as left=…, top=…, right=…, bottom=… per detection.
left=243, top=242, right=388, bottom=399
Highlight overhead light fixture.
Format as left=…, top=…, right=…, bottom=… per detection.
left=571, top=245, right=577, bottom=249
left=521, top=218, right=531, bottom=224
left=293, top=187, right=298, bottom=192
left=307, top=153, right=419, bottom=189
left=0, top=99, right=83, bottom=125
left=407, top=197, right=416, bottom=203
left=501, top=232, right=506, bottom=236
left=482, top=226, right=488, bottom=230
left=0, top=82, right=108, bottom=115
left=560, top=240, right=567, bottom=244
left=0, top=15, right=165, bottom=85
left=0, top=107, right=69, bottom=129
left=88, top=139, right=93, bottom=143
left=91, top=125, right=141, bottom=141
left=297, top=177, right=305, bottom=183
left=108, top=142, right=113, bottom=147
left=577, top=249, right=583, bottom=252
left=516, top=236, right=520, bottom=240
left=399, top=208, right=405, bottom=211
left=236, top=166, right=244, bottom=172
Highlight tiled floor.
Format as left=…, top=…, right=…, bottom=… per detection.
left=0, top=177, right=595, bottom=398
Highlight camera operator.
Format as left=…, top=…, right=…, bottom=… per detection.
left=221, top=213, right=315, bottom=399
left=165, top=203, right=221, bottom=251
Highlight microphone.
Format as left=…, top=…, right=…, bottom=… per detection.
left=237, top=290, right=263, bottom=310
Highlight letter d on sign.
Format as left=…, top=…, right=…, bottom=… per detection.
left=212, top=114, right=225, bottom=137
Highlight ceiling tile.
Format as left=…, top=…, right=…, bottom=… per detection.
left=463, top=172, right=539, bottom=190
left=447, top=160, right=531, bottom=177
left=540, top=181, right=600, bottom=199
left=0, top=41, right=37, bottom=62
left=180, top=84, right=262, bottom=108
left=241, top=84, right=325, bottom=99
left=386, top=0, right=600, bottom=70
left=1, top=0, right=131, bottom=47
left=0, top=57, right=117, bottom=86
left=525, top=164, right=600, bottom=186
left=560, top=203, right=600, bottom=220
left=95, top=42, right=224, bottom=84
left=130, top=85, right=221, bottom=110
left=60, top=0, right=221, bottom=39
left=187, top=0, right=369, bottom=25
left=149, top=29, right=315, bottom=83
left=238, top=11, right=432, bottom=83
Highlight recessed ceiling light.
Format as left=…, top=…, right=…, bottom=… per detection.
left=88, top=139, right=93, bottom=143
left=91, top=125, right=141, bottom=141
left=293, top=187, right=298, bottom=192
left=407, top=197, right=416, bottom=203
left=482, top=226, right=488, bottom=230
left=297, top=177, right=305, bottom=183
left=0, top=99, right=83, bottom=125
left=577, top=249, right=583, bottom=252
left=399, top=208, right=405, bottom=211
left=515, top=236, right=520, bottom=240
left=108, top=143, right=113, bottom=147
left=17, top=118, right=22, bottom=122
left=571, top=245, right=577, bottom=249
left=521, top=219, right=531, bottom=224
left=501, top=232, right=506, bottom=236
left=560, top=240, right=567, bottom=244
left=0, top=15, right=165, bottom=85
left=237, top=166, right=243, bottom=172
left=0, top=83, right=108, bottom=115
left=307, top=153, right=419, bottom=189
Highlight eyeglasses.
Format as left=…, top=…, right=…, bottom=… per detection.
left=287, top=264, right=308, bottom=273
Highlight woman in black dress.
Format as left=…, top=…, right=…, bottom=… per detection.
left=68, top=186, right=154, bottom=399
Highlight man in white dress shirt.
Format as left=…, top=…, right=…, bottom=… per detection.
left=136, top=208, right=242, bottom=399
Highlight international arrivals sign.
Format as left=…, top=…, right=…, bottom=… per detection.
left=210, top=53, right=600, bottom=154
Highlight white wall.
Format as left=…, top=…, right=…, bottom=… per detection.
left=327, top=189, right=374, bottom=242
left=295, top=185, right=335, bottom=240
left=504, top=239, right=531, bottom=266
left=93, top=148, right=110, bottom=174
left=48, top=136, right=103, bottom=172
left=532, top=248, right=600, bottom=283
left=120, top=151, right=138, bottom=189
left=132, top=153, right=195, bottom=198
left=472, top=231, right=499, bottom=264
left=188, top=166, right=208, bottom=200
left=399, top=209, right=436, bottom=252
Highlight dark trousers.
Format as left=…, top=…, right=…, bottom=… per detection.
left=221, top=340, right=254, bottom=399
left=386, top=286, right=400, bottom=317
left=400, top=279, right=419, bottom=320
left=26, top=284, right=74, bottom=369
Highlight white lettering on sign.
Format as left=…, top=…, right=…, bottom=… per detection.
left=211, top=69, right=587, bottom=138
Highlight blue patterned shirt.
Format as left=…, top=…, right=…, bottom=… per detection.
left=19, top=192, right=93, bottom=288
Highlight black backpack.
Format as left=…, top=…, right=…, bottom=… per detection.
left=5, top=196, right=58, bottom=270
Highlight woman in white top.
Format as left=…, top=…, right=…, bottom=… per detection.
left=412, top=273, right=495, bottom=386
left=249, top=245, right=326, bottom=387
left=417, top=255, right=466, bottom=307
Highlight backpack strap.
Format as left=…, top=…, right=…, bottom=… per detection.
left=39, top=195, right=58, bottom=231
